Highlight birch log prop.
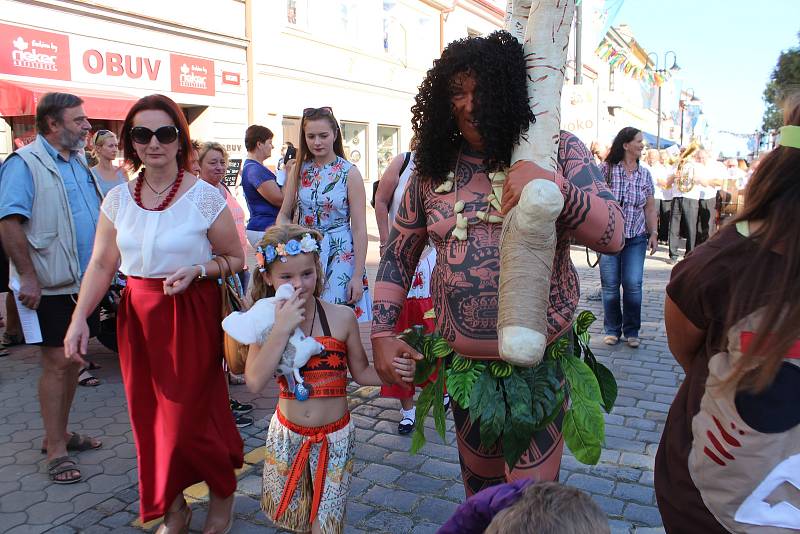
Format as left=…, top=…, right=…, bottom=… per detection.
left=498, top=0, right=574, bottom=366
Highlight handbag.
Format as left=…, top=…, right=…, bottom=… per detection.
left=212, top=255, right=249, bottom=374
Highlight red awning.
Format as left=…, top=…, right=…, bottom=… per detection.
left=0, top=79, right=137, bottom=120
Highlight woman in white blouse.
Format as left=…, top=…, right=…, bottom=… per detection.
left=64, top=95, right=244, bottom=534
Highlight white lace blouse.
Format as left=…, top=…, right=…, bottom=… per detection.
left=101, top=179, right=227, bottom=278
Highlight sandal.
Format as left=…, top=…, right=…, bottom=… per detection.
left=1, top=333, right=23, bottom=346
left=86, top=361, right=102, bottom=371
left=41, top=432, right=102, bottom=454
left=78, top=368, right=101, bottom=387
left=47, top=456, right=82, bottom=484
left=156, top=500, right=192, bottom=534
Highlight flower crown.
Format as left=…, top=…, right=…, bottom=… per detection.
left=256, top=233, right=319, bottom=272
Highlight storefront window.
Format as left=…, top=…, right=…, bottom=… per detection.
left=341, top=121, right=367, bottom=178
left=377, top=125, right=400, bottom=180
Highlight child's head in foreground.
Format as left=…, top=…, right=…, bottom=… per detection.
left=251, top=224, right=324, bottom=302
left=485, top=481, right=610, bottom=534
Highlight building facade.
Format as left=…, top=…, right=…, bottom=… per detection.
left=0, top=0, right=249, bottom=161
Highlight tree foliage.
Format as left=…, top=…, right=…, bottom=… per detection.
left=763, top=32, right=800, bottom=132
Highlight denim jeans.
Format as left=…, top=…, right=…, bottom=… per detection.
left=599, top=233, right=647, bottom=338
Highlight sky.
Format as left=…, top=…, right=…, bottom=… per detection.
left=612, top=0, right=799, bottom=134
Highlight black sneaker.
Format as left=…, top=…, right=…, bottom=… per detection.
left=398, top=417, right=415, bottom=435
left=230, top=398, right=253, bottom=415
left=235, top=414, right=253, bottom=428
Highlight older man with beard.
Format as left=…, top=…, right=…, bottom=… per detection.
left=0, top=93, right=103, bottom=485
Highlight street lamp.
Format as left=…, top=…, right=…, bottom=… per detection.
left=647, top=50, right=680, bottom=149
left=679, top=88, right=701, bottom=146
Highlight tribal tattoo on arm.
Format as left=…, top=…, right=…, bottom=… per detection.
left=557, top=131, right=625, bottom=253
left=371, top=173, right=430, bottom=335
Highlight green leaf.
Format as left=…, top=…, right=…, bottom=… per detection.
left=410, top=382, right=436, bottom=454
left=562, top=397, right=604, bottom=465
left=535, top=387, right=565, bottom=431
left=468, top=369, right=495, bottom=424
left=561, top=355, right=603, bottom=404
left=430, top=338, right=453, bottom=358
left=431, top=369, right=447, bottom=441
left=479, top=381, right=506, bottom=448
left=548, top=337, right=570, bottom=360
left=320, top=180, right=338, bottom=195
left=502, top=411, right=531, bottom=469
left=413, top=358, right=437, bottom=385
left=528, top=359, right=563, bottom=429
left=446, top=362, right=485, bottom=409
left=573, top=310, right=597, bottom=336
left=591, top=362, right=618, bottom=413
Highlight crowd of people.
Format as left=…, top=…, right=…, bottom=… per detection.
left=0, top=30, right=797, bottom=534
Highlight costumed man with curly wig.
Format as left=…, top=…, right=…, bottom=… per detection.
left=371, top=32, right=625, bottom=496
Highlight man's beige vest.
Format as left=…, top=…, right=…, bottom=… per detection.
left=7, top=135, right=101, bottom=295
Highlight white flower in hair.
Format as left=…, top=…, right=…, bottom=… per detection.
left=299, top=233, right=318, bottom=253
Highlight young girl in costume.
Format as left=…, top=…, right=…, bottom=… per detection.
left=243, top=224, right=413, bottom=534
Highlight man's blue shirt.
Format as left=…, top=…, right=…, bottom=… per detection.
left=0, top=135, right=100, bottom=276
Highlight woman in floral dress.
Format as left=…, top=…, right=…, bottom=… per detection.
left=277, top=107, right=372, bottom=321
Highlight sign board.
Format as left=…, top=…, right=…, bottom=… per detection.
left=0, top=23, right=71, bottom=80
left=223, top=158, right=241, bottom=187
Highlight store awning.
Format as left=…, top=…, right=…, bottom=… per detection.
left=642, top=131, right=677, bottom=149
left=0, top=80, right=137, bottom=120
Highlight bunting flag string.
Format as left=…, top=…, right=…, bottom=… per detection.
left=595, top=38, right=671, bottom=87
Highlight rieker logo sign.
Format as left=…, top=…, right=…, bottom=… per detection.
left=170, top=53, right=215, bottom=96
left=0, top=23, right=71, bottom=80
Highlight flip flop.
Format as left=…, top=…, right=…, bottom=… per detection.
left=41, top=432, right=102, bottom=454
left=47, top=456, right=82, bottom=485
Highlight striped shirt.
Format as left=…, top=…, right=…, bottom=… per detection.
left=601, top=162, right=654, bottom=238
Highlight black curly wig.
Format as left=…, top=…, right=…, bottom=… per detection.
left=411, top=30, right=534, bottom=182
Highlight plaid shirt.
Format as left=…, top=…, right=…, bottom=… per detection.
left=601, top=162, right=654, bottom=238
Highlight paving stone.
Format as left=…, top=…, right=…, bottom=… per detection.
left=412, top=522, right=441, bottom=534
left=566, top=473, right=615, bottom=495
left=443, top=482, right=466, bottom=502
left=99, top=511, right=136, bottom=527
left=395, top=472, right=449, bottom=494
left=593, top=494, right=625, bottom=516
left=238, top=474, right=263, bottom=496
left=347, top=475, right=371, bottom=497
left=68, top=508, right=107, bottom=529
left=359, top=463, right=403, bottom=484
left=362, top=485, right=419, bottom=512
left=0, top=512, right=28, bottom=531
left=6, top=525, right=50, bottom=534
left=383, top=450, right=427, bottom=469
left=362, top=510, right=414, bottom=533
left=86, top=473, right=131, bottom=494
left=354, top=442, right=389, bottom=462
left=44, top=526, right=76, bottom=534
left=637, top=401, right=671, bottom=413
left=415, top=496, right=459, bottom=524
left=623, top=503, right=663, bottom=526
left=233, top=494, right=263, bottom=517
left=346, top=500, right=373, bottom=525
left=620, top=452, right=656, bottom=470
left=614, top=482, right=655, bottom=505
left=24, top=499, right=74, bottom=525
left=609, top=519, right=634, bottom=534
left=418, top=458, right=461, bottom=479
left=628, top=418, right=658, bottom=431
left=605, top=435, right=647, bottom=453
left=0, top=489, right=46, bottom=513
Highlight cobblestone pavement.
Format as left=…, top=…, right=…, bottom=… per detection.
left=0, top=235, right=679, bottom=533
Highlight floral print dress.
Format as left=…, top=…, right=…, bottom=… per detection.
left=297, top=156, right=372, bottom=322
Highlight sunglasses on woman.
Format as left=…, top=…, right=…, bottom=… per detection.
left=130, top=125, right=180, bottom=145
left=302, top=107, right=333, bottom=117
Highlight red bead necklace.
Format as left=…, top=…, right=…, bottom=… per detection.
left=134, top=168, right=184, bottom=211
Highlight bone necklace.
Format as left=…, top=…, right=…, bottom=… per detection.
left=435, top=152, right=507, bottom=241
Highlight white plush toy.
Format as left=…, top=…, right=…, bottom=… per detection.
left=221, top=282, right=324, bottom=400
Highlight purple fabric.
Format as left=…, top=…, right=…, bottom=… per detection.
left=437, top=479, right=535, bottom=534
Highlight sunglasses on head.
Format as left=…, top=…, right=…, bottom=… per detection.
left=302, top=107, right=333, bottom=117
left=130, top=125, right=180, bottom=145
left=93, top=129, right=112, bottom=143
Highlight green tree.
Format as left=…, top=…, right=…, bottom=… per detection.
left=763, top=32, right=800, bottom=132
